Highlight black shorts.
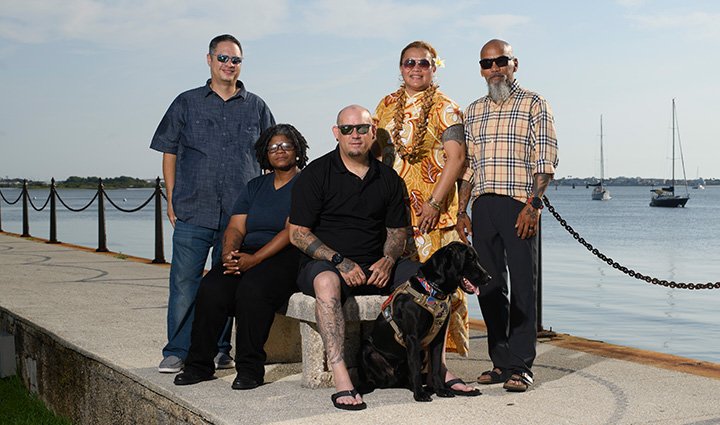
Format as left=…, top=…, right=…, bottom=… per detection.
left=296, top=257, right=420, bottom=303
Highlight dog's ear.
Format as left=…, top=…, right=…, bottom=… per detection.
left=419, top=244, right=449, bottom=286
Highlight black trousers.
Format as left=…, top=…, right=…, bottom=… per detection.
left=471, top=194, right=538, bottom=377
left=183, top=246, right=300, bottom=381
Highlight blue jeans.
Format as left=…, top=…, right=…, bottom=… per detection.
left=163, top=219, right=231, bottom=359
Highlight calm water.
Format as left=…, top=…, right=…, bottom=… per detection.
left=1, top=186, right=719, bottom=362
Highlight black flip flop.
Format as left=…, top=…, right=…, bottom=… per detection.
left=331, top=389, right=367, bottom=410
left=445, top=378, right=481, bottom=397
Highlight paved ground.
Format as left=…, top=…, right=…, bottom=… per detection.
left=1, top=232, right=720, bottom=425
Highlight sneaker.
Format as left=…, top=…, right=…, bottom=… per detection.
left=214, top=352, right=235, bottom=369
left=158, top=355, right=184, bottom=373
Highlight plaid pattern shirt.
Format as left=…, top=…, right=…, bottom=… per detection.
left=463, top=79, right=558, bottom=203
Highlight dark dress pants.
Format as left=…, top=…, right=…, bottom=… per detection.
left=184, top=247, right=300, bottom=381
left=471, top=194, right=538, bottom=377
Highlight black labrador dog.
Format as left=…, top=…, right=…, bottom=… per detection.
left=357, top=242, right=491, bottom=401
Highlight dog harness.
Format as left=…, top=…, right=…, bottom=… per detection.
left=380, top=276, right=452, bottom=348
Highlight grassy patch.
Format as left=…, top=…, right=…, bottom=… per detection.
left=0, top=375, right=73, bottom=424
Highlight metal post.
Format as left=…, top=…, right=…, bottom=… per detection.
left=537, top=212, right=556, bottom=338
left=48, top=178, right=59, bottom=243
left=0, top=188, right=3, bottom=232
left=152, top=177, right=166, bottom=264
left=96, top=178, right=108, bottom=252
left=21, top=179, right=30, bottom=237
left=536, top=218, right=543, bottom=332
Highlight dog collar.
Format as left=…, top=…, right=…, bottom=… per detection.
left=416, top=276, right=446, bottom=300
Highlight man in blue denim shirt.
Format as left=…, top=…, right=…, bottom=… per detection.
left=150, top=34, right=275, bottom=373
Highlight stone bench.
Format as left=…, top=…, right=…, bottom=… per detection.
left=263, top=293, right=385, bottom=388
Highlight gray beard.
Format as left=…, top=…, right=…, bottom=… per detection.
left=487, top=80, right=512, bottom=104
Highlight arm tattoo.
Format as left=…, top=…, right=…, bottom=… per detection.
left=532, top=173, right=554, bottom=198
left=441, top=124, right=466, bottom=145
left=291, top=226, right=335, bottom=261
left=384, top=227, right=407, bottom=261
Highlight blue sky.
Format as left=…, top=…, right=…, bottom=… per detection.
left=1, top=0, right=719, bottom=181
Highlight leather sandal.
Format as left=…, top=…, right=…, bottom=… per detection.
left=503, top=373, right=530, bottom=392
left=478, top=368, right=506, bottom=385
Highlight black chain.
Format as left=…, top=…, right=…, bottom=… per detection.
left=543, top=196, right=720, bottom=290
left=27, top=192, right=51, bottom=211
left=0, top=188, right=23, bottom=205
left=103, top=189, right=155, bottom=213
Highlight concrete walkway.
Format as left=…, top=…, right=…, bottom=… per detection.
left=1, top=232, right=719, bottom=425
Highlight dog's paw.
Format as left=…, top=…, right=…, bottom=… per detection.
left=435, top=388, right=455, bottom=398
left=413, top=391, right=433, bottom=402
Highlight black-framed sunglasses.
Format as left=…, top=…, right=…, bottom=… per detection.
left=267, top=141, right=296, bottom=153
left=479, top=56, right=512, bottom=70
left=338, top=124, right=371, bottom=135
left=402, top=58, right=432, bottom=70
left=216, top=54, right=243, bottom=65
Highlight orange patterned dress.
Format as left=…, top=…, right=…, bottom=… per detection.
left=374, top=88, right=470, bottom=355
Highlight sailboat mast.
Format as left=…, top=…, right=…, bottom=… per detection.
left=600, top=114, right=605, bottom=182
left=671, top=98, right=676, bottom=192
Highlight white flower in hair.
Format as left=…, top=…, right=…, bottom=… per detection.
left=434, top=57, right=445, bottom=68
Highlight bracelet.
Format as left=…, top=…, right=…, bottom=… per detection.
left=427, top=196, right=441, bottom=211
left=383, top=254, right=395, bottom=265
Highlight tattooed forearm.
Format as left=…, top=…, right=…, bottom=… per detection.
left=532, top=173, right=553, bottom=198
left=457, top=179, right=472, bottom=212
left=289, top=224, right=335, bottom=261
left=315, top=295, right=345, bottom=365
left=384, top=227, right=407, bottom=261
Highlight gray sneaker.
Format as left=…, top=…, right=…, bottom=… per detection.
left=214, top=352, right=235, bottom=369
left=158, top=355, right=184, bottom=373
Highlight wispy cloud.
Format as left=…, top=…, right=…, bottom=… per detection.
left=457, top=14, right=532, bottom=36
left=0, top=0, right=290, bottom=47
left=627, top=11, right=720, bottom=40
left=298, top=0, right=443, bottom=38
left=615, top=0, right=649, bottom=9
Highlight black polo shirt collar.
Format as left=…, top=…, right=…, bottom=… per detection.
left=329, top=145, right=379, bottom=183
left=203, top=79, right=247, bottom=100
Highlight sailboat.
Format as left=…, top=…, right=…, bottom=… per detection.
left=650, top=99, right=690, bottom=207
left=591, top=115, right=611, bottom=200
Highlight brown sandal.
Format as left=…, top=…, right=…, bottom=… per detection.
left=503, top=374, right=529, bottom=392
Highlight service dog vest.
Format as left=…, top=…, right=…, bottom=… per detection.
left=381, top=277, right=452, bottom=348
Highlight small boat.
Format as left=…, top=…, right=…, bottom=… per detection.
left=650, top=99, right=689, bottom=208
left=591, top=115, right=610, bottom=201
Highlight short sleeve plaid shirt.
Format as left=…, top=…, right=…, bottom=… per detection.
left=463, top=79, right=558, bottom=203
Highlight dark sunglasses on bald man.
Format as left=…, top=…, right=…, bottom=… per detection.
left=479, top=55, right=512, bottom=70
left=338, top=124, right=371, bottom=135
left=402, top=58, right=432, bottom=70
left=216, top=54, right=243, bottom=65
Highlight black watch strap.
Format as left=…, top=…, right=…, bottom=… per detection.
left=331, top=253, right=344, bottom=265
left=530, top=196, right=544, bottom=210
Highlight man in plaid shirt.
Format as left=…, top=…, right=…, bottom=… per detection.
left=457, top=39, right=558, bottom=393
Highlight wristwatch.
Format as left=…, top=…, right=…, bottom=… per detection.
left=331, top=253, right=344, bottom=266
left=528, top=196, right=544, bottom=210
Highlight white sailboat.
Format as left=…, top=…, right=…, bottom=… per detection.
left=591, top=115, right=611, bottom=201
left=650, top=99, right=689, bottom=207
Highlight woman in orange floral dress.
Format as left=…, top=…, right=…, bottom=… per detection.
left=374, top=40, right=477, bottom=395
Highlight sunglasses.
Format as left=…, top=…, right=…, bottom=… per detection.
left=402, top=58, right=432, bottom=70
left=479, top=56, right=512, bottom=70
left=267, top=141, right=296, bottom=153
left=338, top=124, right=371, bottom=135
left=216, top=54, right=243, bottom=65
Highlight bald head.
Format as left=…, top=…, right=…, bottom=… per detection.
left=481, top=39, right=513, bottom=58
left=336, top=104, right=372, bottom=125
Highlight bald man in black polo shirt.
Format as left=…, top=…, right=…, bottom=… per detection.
left=289, top=105, right=418, bottom=410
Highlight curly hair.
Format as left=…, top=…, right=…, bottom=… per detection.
left=392, top=41, right=439, bottom=163
left=254, top=124, right=309, bottom=171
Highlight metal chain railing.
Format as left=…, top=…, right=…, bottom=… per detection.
left=0, top=178, right=166, bottom=263
left=543, top=196, right=720, bottom=290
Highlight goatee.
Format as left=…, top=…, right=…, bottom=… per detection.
left=487, top=80, right=512, bottom=104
